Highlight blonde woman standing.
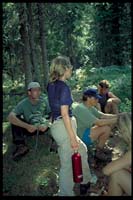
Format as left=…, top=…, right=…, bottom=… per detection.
left=47, top=56, right=92, bottom=196
left=102, top=112, right=131, bottom=196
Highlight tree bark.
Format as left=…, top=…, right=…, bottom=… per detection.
left=111, top=3, right=122, bottom=65
left=17, top=3, right=33, bottom=88
left=37, top=3, right=48, bottom=92
left=26, top=3, right=40, bottom=82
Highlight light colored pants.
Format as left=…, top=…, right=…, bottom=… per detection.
left=50, top=116, right=92, bottom=196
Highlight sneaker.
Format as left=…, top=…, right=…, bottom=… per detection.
left=12, top=144, right=29, bottom=161
left=80, top=182, right=90, bottom=195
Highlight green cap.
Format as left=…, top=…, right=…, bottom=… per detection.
left=27, top=82, right=41, bottom=90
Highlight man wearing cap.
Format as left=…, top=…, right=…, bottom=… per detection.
left=73, top=88, right=118, bottom=161
left=8, top=82, right=51, bottom=161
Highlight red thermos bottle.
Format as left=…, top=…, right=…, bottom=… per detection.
left=72, top=151, right=83, bottom=183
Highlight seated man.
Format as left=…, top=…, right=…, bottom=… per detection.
left=8, top=82, right=51, bottom=161
left=72, top=88, right=118, bottom=161
left=97, top=80, right=121, bottom=114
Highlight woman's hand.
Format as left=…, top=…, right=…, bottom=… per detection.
left=70, top=136, right=80, bottom=150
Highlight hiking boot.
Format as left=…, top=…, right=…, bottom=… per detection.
left=94, top=148, right=109, bottom=161
left=12, top=144, right=29, bottom=161
left=49, top=147, right=58, bottom=153
left=103, top=147, right=113, bottom=154
left=80, top=182, right=90, bottom=195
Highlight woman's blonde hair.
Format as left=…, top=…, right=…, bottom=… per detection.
left=49, top=56, right=72, bottom=82
left=117, top=112, right=131, bottom=149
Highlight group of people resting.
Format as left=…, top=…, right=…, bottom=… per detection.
left=8, top=56, right=131, bottom=196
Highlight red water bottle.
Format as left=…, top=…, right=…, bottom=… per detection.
left=72, top=151, right=83, bottom=183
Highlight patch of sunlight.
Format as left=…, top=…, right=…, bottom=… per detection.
left=72, top=102, right=80, bottom=109
left=3, top=85, right=9, bottom=89
left=3, top=143, right=8, bottom=155
left=112, top=147, right=123, bottom=161
left=85, top=85, right=97, bottom=90
left=91, top=85, right=97, bottom=89
left=13, top=81, right=24, bottom=87
left=34, top=168, right=59, bottom=195
left=35, top=169, right=59, bottom=186
left=75, top=68, right=85, bottom=76
left=76, top=84, right=82, bottom=91
left=35, top=169, right=59, bottom=194
left=3, top=122, right=10, bottom=134
left=89, top=67, right=97, bottom=73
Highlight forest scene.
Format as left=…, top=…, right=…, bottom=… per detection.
left=3, top=2, right=131, bottom=196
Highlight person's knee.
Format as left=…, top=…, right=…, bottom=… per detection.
left=103, top=125, right=111, bottom=133
left=109, top=171, right=119, bottom=185
left=104, top=103, right=112, bottom=113
left=106, top=101, right=112, bottom=107
left=110, top=170, right=125, bottom=182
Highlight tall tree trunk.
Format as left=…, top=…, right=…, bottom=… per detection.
left=17, top=3, right=33, bottom=89
left=26, top=3, right=40, bottom=82
left=37, top=3, right=48, bottom=92
left=111, top=3, right=122, bottom=65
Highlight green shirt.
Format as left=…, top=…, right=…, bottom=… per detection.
left=72, top=103, right=102, bottom=138
left=12, top=94, right=51, bottom=124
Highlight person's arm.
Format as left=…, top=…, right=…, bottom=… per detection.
left=108, top=92, right=121, bottom=104
left=100, top=112, right=118, bottom=119
left=92, top=107, right=118, bottom=119
left=95, top=102, right=101, bottom=111
left=102, top=151, right=131, bottom=176
left=8, top=112, right=37, bottom=133
left=94, top=116, right=117, bottom=126
left=61, top=105, right=80, bottom=150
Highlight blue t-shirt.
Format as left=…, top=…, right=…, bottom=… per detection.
left=47, top=80, right=73, bottom=120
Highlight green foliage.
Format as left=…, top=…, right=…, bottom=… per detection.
left=69, top=65, right=131, bottom=112
left=3, top=124, right=59, bottom=196
left=3, top=4, right=131, bottom=195
left=3, top=3, right=131, bottom=86
left=119, top=98, right=131, bottom=112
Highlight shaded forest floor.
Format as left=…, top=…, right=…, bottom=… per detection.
left=3, top=66, right=131, bottom=196
left=3, top=123, right=127, bottom=196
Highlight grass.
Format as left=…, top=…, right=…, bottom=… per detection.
left=3, top=65, right=131, bottom=196
left=3, top=123, right=60, bottom=196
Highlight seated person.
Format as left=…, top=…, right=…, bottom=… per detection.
left=8, top=82, right=51, bottom=161
left=72, top=88, right=118, bottom=161
left=102, top=112, right=131, bottom=196
left=97, top=80, right=121, bottom=114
